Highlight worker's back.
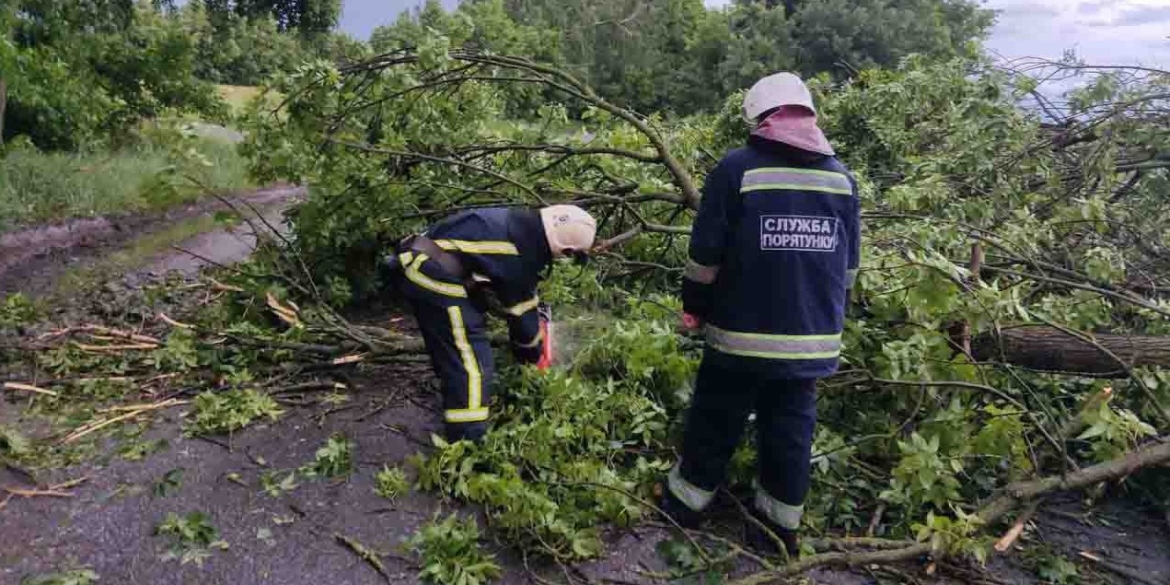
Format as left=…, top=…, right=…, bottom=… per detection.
left=422, top=207, right=551, bottom=294
left=690, top=138, right=860, bottom=379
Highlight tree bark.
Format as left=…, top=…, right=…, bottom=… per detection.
left=0, top=77, right=7, bottom=145
left=973, top=325, right=1170, bottom=377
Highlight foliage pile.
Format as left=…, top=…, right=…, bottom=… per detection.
left=407, top=513, right=503, bottom=585
left=0, top=277, right=421, bottom=467
left=412, top=305, right=696, bottom=561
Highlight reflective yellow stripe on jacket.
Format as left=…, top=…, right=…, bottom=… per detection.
left=705, top=325, right=842, bottom=360
left=505, top=296, right=540, bottom=317
left=740, top=167, right=852, bottom=196
left=434, top=239, right=519, bottom=255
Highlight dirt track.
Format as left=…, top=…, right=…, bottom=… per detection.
left=1, top=187, right=1167, bottom=585
left=0, top=186, right=305, bottom=299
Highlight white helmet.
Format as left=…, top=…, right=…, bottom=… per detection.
left=540, top=204, right=597, bottom=258
left=742, top=72, right=816, bottom=124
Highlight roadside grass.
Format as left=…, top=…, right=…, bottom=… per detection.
left=215, top=84, right=261, bottom=114
left=0, top=138, right=251, bottom=234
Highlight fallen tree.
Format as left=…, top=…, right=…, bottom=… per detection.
left=974, top=325, right=1170, bottom=377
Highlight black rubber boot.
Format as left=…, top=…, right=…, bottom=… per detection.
left=658, top=487, right=704, bottom=529
left=744, top=514, right=800, bottom=559
left=445, top=422, right=486, bottom=445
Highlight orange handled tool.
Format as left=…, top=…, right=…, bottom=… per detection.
left=536, top=303, right=553, bottom=371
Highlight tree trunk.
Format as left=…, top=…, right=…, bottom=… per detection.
left=973, top=325, right=1170, bottom=377
left=0, top=77, right=7, bottom=145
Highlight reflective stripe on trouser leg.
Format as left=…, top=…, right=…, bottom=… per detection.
left=667, top=461, right=715, bottom=511
left=403, top=285, right=491, bottom=435
left=755, top=377, right=816, bottom=530
left=404, top=254, right=468, bottom=298
left=445, top=305, right=488, bottom=423
left=753, top=480, right=804, bottom=530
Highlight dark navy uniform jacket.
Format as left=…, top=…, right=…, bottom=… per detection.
left=682, top=136, right=860, bottom=379
left=405, top=208, right=551, bottom=351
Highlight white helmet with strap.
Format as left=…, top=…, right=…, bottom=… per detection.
left=742, top=72, right=816, bottom=124
left=540, top=204, right=597, bottom=258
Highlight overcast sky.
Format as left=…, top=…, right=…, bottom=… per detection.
left=338, top=0, right=1170, bottom=69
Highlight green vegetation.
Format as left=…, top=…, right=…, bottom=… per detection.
left=301, top=434, right=353, bottom=479
left=374, top=465, right=410, bottom=500
left=0, top=293, right=40, bottom=330
left=0, top=135, right=249, bottom=232
left=407, top=513, right=502, bottom=585
left=186, top=389, right=284, bottom=435
left=410, top=312, right=690, bottom=560
left=216, top=84, right=262, bottom=113
left=260, top=471, right=300, bottom=497
left=154, top=468, right=185, bottom=497
left=1, top=1, right=225, bottom=151
left=228, top=18, right=1170, bottom=579
left=154, top=511, right=228, bottom=566
left=373, top=0, right=993, bottom=116
left=19, top=569, right=99, bottom=585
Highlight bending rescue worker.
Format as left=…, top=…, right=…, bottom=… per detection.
left=662, top=72, right=861, bottom=558
left=383, top=205, right=597, bottom=443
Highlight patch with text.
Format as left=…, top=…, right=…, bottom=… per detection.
left=759, top=215, right=839, bottom=252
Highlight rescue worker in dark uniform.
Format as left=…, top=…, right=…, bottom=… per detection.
left=661, top=72, right=861, bottom=558
left=385, top=205, right=597, bottom=443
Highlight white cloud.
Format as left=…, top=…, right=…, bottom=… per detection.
left=983, top=0, right=1169, bottom=67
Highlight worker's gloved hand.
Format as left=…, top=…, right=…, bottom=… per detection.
left=374, top=253, right=402, bottom=292
left=513, top=341, right=542, bottom=365
left=681, top=312, right=703, bottom=331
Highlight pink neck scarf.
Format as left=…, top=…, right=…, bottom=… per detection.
left=750, top=106, right=835, bottom=156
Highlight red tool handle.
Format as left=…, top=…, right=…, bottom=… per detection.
left=536, top=304, right=553, bottom=370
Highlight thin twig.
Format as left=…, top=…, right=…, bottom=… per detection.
left=2, top=382, right=58, bottom=397
left=60, top=399, right=183, bottom=444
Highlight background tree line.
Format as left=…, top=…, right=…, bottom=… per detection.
left=2, top=0, right=995, bottom=153
left=372, top=0, right=993, bottom=116
left=0, top=0, right=360, bottom=151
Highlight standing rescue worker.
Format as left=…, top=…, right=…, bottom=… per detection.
left=384, top=205, right=597, bottom=443
left=661, top=73, right=860, bottom=558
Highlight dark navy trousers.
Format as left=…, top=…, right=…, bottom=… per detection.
left=396, top=252, right=495, bottom=442
left=669, top=357, right=817, bottom=530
